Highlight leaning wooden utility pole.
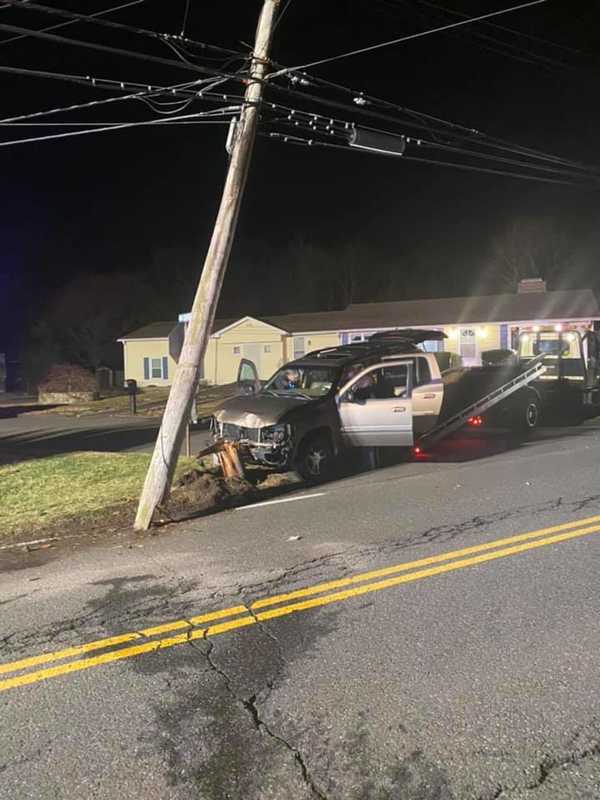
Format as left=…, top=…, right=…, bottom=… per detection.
left=135, top=0, right=280, bottom=530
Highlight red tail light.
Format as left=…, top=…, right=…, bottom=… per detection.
left=468, top=415, right=484, bottom=427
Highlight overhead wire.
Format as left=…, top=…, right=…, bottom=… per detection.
left=0, top=0, right=146, bottom=48
left=265, top=131, right=594, bottom=187
left=0, top=19, right=249, bottom=83
left=402, top=0, right=587, bottom=56
left=262, top=101, right=596, bottom=182
left=265, top=60, right=600, bottom=174
left=180, top=0, right=191, bottom=37
left=0, top=120, right=232, bottom=126
left=2, top=0, right=594, bottom=182
left=0, top=106, right=241, bottom=148
left=268, top=0, right=547, bottom=76
left=263, top=74, right=598, bottom=174
left=0, top=0, right=245, bottom=61
left=0, top=73, right=241, bottom=124
left=273, top=0, right=294, bottom=31
left=375, top=0, right=579, bottom=72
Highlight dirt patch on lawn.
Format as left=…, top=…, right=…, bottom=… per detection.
left=161, top=468, right=302, bottom=522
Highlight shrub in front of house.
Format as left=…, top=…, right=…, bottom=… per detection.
left=38, top=364, right=100, bottom=404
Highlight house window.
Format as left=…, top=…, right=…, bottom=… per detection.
left=264, top=344, right=271, bottom=353
left=460, top=328, right=478, bottom=361
left=233, top=346, right=241, bottom=355
left=341, top=331, right=379, bottom=344
left=143, top=356, right=169, bottom=381
left=420, top=339, right=444, bottom=353
left=293, top=336, right=305, bottom=360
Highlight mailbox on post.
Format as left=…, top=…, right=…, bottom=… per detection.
left=125, top=379, right=138, bottom=414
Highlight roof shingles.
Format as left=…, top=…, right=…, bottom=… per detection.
left=120, top=289, right=600, bottom=340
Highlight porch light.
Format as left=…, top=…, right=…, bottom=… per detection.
left=533, top=325, right=540, bottom=333
left=477, top=327, right=487, bottom=337
left=554, top=324, right=563, bottom=332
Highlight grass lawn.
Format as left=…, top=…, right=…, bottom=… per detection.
left=1, top=452, right=194, bottom=538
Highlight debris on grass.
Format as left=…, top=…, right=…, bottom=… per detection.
left=162, top=464, right=303, bottom=521
left=256, top=471, right=302, bottom=490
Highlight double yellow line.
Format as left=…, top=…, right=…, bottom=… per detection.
left=2, top=513, right=600, bottom=694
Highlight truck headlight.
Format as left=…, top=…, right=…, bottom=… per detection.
left=261, top=424, right=290, bottom=444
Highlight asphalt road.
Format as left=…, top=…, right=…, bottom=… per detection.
left=2, top=419, right=600, bottom=799
left=0, top=408, right=212, bottom=461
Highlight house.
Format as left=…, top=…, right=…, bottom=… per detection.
left=117, top=321, right=185, bottom=387
left=118, top=282, right=600, bottom=386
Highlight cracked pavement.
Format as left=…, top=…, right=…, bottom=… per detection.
left=1, top=421, right=600, bottom=798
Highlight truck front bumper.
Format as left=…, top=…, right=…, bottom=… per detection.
left=211, top=418, right=294, bottom=469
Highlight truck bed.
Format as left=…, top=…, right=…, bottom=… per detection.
left=439, top=364, right=523, bottom=423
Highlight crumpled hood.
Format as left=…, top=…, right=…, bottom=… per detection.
left=214, top=393, right=310, bottom=427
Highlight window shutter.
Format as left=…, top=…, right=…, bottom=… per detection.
left=500, top=324, right=508, bottom=350
left=162, top=356, right=168, bottom=380
left=143, top=357, right=150, bottom=380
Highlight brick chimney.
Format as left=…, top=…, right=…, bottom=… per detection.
left=517, top=278, right=546, bottom=294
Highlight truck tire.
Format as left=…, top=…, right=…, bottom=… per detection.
left=513, top=395, right=540, bottom=434
left=296, top=433, right=335, bottom=482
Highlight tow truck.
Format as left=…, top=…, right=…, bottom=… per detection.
left=211, top=329, right=562, bottom=480
left=515, top=324, right=600, bottom=423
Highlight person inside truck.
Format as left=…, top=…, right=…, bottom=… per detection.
left=352, top=372, right=377, bottom=401
left=282, top=368, right=301, bottom=390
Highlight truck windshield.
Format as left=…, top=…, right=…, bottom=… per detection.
left=264, top=365, right=340, bottom=398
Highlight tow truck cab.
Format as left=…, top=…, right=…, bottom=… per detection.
left=517, top=325, right=600, bottom=420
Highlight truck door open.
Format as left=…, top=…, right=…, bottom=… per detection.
left=236, top=358, right=261, bottom=395
left=337, top=361, right=413, bottom=447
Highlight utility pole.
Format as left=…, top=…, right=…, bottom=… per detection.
left=135, top=0, right=280, bottom=530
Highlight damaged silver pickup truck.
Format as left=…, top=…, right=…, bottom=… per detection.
left=211, top=329, right=548, bottom=480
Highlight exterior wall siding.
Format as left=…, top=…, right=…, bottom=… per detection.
left=122, top=317, right=593, bottom=386
left=214, top=319, right=286, bottom=384
left=123, top=340, right=177, bottom=386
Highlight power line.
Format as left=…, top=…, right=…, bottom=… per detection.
left=265, top=62, right=600, bottom=173
left=375, top=0, right=579, bottom=72
left=3, top=4, right=592, bottom=179
left=0, top=20, right=246, bottom=84
left=0, top=0, right=146, bottom=49
left=265, top=131, right=595, bottom=187
left=5, top=5, right=573, bottom=175
left=264, top=74, right=597, bottom=174
left=0, top=120, right=234, bottom=126
left=268, top=0, right=547, bottom=76
left=180, top=0, right=192, bottom=37
left=1, top=0, right=245, bottom=61
left=0, top=71, right=239, bottom=124
left=0, top=106, right=241, bottom=148
left=274, top=0, right=294, bottom=31
left=264, top=103, right=596, bottom=181
left=402, top=0, right=587, bottom=57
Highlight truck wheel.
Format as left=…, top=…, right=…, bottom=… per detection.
left=296, top=433, right=335, bottom=482
left=514, top=396, right=540, bottom=434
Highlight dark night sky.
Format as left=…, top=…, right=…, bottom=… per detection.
left=1, top=0, right=599, bottom=359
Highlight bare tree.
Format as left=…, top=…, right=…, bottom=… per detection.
left=489, top=218, right=571, bottom=291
